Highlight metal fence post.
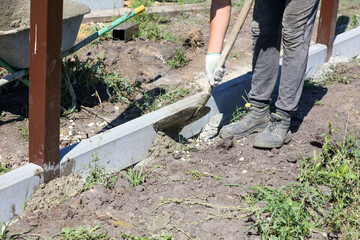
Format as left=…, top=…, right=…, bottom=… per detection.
left=316, top=0, right=340, bottom=61
left=29, top=0, right=63, bottom=182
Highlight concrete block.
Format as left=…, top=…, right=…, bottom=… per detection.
left=181, top=73, right=252, bottom=138
left=332, top=27, right=360, bottom=58
left=0, top=164, right=44, bottom=223
left=113, top=23, right=139, bottom=42
left=59, top=92, right=212, bottom=177
left=305, top=43, right=328, bottom=79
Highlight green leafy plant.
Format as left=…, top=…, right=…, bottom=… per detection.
left=0, top=221, right=10, bottom=240
left=303, top=78, right=323, bottom=90
left=130, top=13, right=177, bottom=42
left=0, top=162, right=9, bottom=176
left=314, top=98, right=323, bottom=106
left=103, top=72, right=142, bottom=103
left=324, top=63, right=354, bottom=84
left=230, top=90, right=250, bottom=123
left=186, top=170, right=203, bottom=180
left=298, top=123, right=360, bottom=238
left=83, top=158, right=117, bottom=190
left=16, top=119, right=29, bottom=142
left=350, top=14, right=359, bottom=29
left=246, top=183, right=328, bottom=239
left=60, top=224, right=111, bottom=240
left=167, top=47, right=189, bottom=68
left=122, top=165, right=161, bottom=187
left=62, top=56, right=142, bottom=109
left=134, top=87, right=192, bottom=114
left=120, top=232, right=173, bottom=240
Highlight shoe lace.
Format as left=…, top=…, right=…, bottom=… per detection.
left=266, top=115, right=282, bottom=133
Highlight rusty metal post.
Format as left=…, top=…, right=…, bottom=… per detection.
left=316, top=0, right=340, bottom=61
left=29, top=0, right=63, bottom=182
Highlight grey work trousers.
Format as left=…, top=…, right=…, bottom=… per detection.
left=249, top=0, right=320, bottom=112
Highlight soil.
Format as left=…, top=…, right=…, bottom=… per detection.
left=4, top=57, right=360, bottom=239
left=1, top=1, right=360, bottom=239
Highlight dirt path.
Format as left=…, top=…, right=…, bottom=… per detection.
left=6, top=58, right=360, bottom=239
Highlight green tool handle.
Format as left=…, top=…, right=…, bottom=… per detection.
left=62, top=5, right=146, bottom=58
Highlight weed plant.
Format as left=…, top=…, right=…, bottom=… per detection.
left=134, top=87, right=191, bottom=114
left=246, top=183, right=328, bottom=239
left=0, top=162, right=9, bottom=175
left=248, top=122, right=360, bottom=239
left=120, top=232, right=173, bottom=240
left=0, top=221, right=10, bottom=240
left=79, top=23, right=112, bottom=45
left=324, top=63, right=353, bottom=84
left=167, top=47, right=189, bottom=68
left=130, top=13, right=178, bottom=42
left=62, top=56, right=141, bottom=109
left=230, top=90, right=250, bottom=123
left=299, top=122, right=360, bottom=239
left=60, top=224, right=111, bottom=240
left=84, top=159, right=117, bottom=190
left=121, top=165, right=161, bottom=187
left=16, top=118, right=29, bottom=142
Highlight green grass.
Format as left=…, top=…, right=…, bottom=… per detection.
left=166, top=47, right=189, bottom=68
left=129, top=13, right=178, bottom=42
left=120, top=232, right=173, bottom=240
left=78, top=23, right=113, bottom=45
left=83, top=158, right=118, bottom=190
left=338, top=0, right=360, bottom=16
left=230, top=90, right=250, bottom=123
left=245, top=183, right=328, bottom=239
left=16, top=119, right=29, bottom=142
left=60, top=224, right=111, bottom=240
left=303, top=78, right=324, bottom=90
left=246, top=122, right=360, bottom=239
left=298, top=122, right=360, bottom=239
left=0, top=162, right=9, bottom=176
left=0, top=221, right=11, bottom=240
left=121, top=165, right=161, bottom=187
left=62, top=55, right=142, bottom=109
left=134, top=87, right=192, bottom=114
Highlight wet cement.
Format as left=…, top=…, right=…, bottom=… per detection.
left=25, top=174, right=85, bottom=213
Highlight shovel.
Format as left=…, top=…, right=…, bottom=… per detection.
left=154, top=0, right=254, bottom=132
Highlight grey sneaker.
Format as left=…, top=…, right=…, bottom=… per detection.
left=220, top=104, right=270, bottom=138
left=253, top=113, right=292, bottom=149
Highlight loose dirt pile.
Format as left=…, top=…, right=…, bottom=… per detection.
left=7, top=57, right=360, bottom=239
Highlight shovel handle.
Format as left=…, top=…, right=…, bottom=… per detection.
left=207, top=0, right=254, bottom=93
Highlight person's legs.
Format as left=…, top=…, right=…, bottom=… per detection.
left=253, top=0, right=320, bottom=148
left=275, top=0, right=320, bottom=112
left=249, top=0, right=285, bottom=105
left=220, top=0, right=285, bottom=139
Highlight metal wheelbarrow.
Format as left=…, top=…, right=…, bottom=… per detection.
left=0, top=0, right=145, bottom=89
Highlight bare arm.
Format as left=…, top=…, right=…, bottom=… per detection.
left=207, top=0, right=231, bottom=54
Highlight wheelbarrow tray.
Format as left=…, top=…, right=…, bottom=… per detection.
left=0, top=0, right=90, bottom=69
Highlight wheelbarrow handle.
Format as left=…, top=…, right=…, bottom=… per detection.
left=62, top=5, right=146, bottom=58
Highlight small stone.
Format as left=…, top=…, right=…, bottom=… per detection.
left=139, top=195, right=150, bottom=201
left=239, top=157, right=244, bottom=161
left=87, top=122, right=95, bottom=127
left=135, top=185, right=145, bottom=192
left=242, top=170, right=247, bottom=174
left=266, top=151, right=274, bottom=158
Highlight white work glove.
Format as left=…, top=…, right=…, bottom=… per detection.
left=205, top=53, right=225, bottom=87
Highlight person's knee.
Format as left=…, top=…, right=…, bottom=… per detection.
left=282, top=25, right=303, bottom=49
